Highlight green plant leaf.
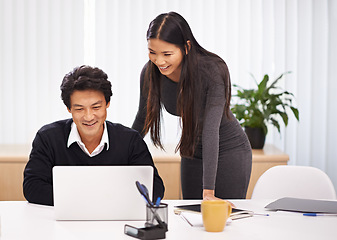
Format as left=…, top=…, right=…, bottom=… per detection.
left=268, top=71, right=292, bottom=91
left=279, top=112, right=289, bottom=126
left=270, top=118, right=281, bottom=133
left=231, top=71, right=299, bottom=137
left=257, top=75, right=268, bottom=95
left=290, top=106, right=300, bottom=121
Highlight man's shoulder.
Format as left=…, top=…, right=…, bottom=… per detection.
left=106, top=121, right=138, bottom=134
left=106, top=121, right=141, bottom=140
left=38, top=119, right=72, bottom=134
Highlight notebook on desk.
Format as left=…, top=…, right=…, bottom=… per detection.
left=265, top=197, right=337, bottom=213
left=52, top=165, right=153, bottom=221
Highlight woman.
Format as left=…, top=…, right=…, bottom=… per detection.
left=132, top=12, right=252, bottom=200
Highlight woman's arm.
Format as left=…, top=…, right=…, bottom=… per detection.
left=201, top=66, right=226, bottom=197
left=131, top=64, right=149, bottom=137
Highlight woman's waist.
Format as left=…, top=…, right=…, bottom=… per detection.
left=193, top=132, right=251, bottom=158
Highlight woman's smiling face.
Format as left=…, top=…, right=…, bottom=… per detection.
left=148, top=38, right=184, bottom=82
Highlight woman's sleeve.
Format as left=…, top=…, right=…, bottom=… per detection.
left=201, top=67, right=226, bottom=190
left=128, top=132, right=165, bottom=201
left=131, top=64, right=149, bottom=137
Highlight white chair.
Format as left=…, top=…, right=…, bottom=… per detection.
left=251, top=165, right=337, bottom=200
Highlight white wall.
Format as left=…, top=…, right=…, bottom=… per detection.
left=1, top=0, right=336, bottom=191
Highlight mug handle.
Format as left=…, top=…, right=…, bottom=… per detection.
left=227, top=204, right=232, bottom=218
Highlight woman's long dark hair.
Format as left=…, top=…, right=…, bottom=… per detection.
left=143, top=12, right=231, bottom=157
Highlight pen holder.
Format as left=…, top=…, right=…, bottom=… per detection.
left=145, top=203, right=168, bottom=231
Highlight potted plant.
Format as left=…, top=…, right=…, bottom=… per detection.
left=231, top=72, right=299, bottom=149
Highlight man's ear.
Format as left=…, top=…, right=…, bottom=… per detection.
left=67, top=107, right=71, bottom=113
left=185, top=40, right=191, bottom=55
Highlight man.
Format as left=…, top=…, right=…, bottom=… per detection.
left=23, top=65, right=165, bottom=206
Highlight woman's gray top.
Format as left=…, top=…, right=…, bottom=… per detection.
left=132, top=59, right=251, bottom=190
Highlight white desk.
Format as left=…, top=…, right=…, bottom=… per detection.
left=0, top=199, right=336, bottom=240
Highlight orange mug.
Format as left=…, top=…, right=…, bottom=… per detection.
left=201, top=200, right=232, bottom=232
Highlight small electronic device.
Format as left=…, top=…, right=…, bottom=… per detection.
left=124, top=224, right=166, bottom=240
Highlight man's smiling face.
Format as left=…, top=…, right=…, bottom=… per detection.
left=68, top=89, right=110, bottom=142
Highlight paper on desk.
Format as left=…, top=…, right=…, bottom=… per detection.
left=179, top=212, right=232, bottom=227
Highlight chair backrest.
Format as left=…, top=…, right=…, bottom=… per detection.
left=251, top=165, right=337, bottom=200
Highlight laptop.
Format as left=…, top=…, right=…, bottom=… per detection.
left=52, top=165, right=153, bottom=221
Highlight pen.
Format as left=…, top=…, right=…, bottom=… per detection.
left=155, top=197, right=161, bottom=207
left=253, top=213, right=269, bottom=216
left=303, top=213, right=337, bottom=217
left=135, top=181, right=153, bottom=207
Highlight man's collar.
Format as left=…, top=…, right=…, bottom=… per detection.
left=67, top=121, right=109, bottom=150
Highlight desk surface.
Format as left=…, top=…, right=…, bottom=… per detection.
left=0, top=199, right=336, bottom=240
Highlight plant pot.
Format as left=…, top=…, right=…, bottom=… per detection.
left=244, top=127, right=266, bottom=149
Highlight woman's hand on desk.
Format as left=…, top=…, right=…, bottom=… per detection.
left=203, top=189, right=221, bottom=200
left=203, top=189, right=236, bottom=208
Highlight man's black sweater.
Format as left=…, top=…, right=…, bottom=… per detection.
left=23, top=119, right=164, bottom=206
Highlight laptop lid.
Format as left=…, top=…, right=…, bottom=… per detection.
left=52, top=165, right=153, bottom=221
